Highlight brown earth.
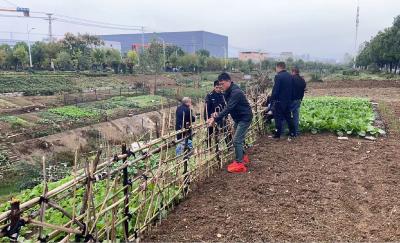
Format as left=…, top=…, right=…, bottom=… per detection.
left=143, top=79, right=400, bottom=242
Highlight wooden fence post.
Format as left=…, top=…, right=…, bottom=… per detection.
left=121, top=143, right=130, bottom=242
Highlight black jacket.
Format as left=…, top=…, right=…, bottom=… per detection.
left=271, top=70, right=293, bottom=105
left=204, top=90, right=226, bottom=120
left=176, top=104, right=196, bottom=140
left=292, top=74, right=306, bottom=100
left=216, top=83, right=252, bottom=123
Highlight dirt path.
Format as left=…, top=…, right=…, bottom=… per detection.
left=144, top=133, right=400, bottom=241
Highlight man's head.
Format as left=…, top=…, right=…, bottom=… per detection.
left=275, top=62, right=286, bottom=73
left=218, top=72, right=232, bottom=92
left=291, top=67, right=300, bottom=75
left=182, top=97, right=192, bottom=107
left=213, top=80, right=222, bottom=93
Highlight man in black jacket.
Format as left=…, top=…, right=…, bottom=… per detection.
left=207, top=72, right=252, bottom=173
left=271, top=62, right=295, bottom=139
left=175, top=97, right=196, bottom=155
left=291, top=67, right=306, bottom=136
left=204, top=80, right=229, bottom=148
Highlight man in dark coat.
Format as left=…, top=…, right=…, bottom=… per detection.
left=204, top=80, right=229, bottom=148
left=271, top=62, right=295, bottom=139
left=291, top=67, right=306, bottom=136
left=207, top=72, right=253, bottom=173
left=175, top=97, right=196, bottom=155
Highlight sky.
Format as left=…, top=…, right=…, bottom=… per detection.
left=0, top=0, right=399, bottom=60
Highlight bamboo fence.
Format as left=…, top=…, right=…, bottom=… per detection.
left=0, top=85, right=267, bottom=242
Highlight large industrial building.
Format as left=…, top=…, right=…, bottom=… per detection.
left=99, top=31, right=228, bottom=58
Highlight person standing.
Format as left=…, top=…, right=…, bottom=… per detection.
left=204, top=80, right=229, bottom=148
left=271, top=62, right=295, bottom=139
left=175, top=97, right=196, bottom=155
left=207, top=73, right=252, bottom=173
left=291, top=67, right=306, bottom=136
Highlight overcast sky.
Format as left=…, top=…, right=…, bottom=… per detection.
left=0, top=0, right=399, bottom=60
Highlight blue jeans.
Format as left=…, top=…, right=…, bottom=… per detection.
left=290, top=100, right=301, bottom=136
left=233, top=120, right=251, bottom=163
left=176, top=139, right=193, bottom=156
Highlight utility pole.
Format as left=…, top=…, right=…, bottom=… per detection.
left=353, top=0, right=360, bottom=68
left=27, top=25, right=35, bottom=68
left=46, top=13, right=54, bottom=42
left=222, top=46, right=227, bottom=70
left=141, top=26, right=145, bottom=54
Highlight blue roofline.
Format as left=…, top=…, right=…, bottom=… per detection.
left=99, top=30, right=227, bottom=38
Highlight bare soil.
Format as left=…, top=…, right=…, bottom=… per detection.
left=144, top=79, right=400, bottom=242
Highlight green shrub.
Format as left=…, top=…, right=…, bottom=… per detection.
left=342, top=69, right=360, bottom=76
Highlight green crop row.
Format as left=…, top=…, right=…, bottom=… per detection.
left=300, top=97, right=385, bottom=136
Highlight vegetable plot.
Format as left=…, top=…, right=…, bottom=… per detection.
left=300, top=97, right=385, bottom=137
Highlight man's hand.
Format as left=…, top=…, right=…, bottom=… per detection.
left=211, top=112, right=218, bottom=118
left=206, top=117, right=215, bottom=127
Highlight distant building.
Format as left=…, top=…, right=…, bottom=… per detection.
left=279, top=52, right=294, bottom=61
left=239, top=51, right=268, bottom=63
left=0, top=39, right=26, bottom=47
left=98, top=31, right=228, bottom=57
left=103, top=40, right=122, bottom=52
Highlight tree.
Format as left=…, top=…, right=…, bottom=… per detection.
left=146, top=40, right=165, bottom=93
left=91, top=48, right=106, bottom=71
left=146, top=40, right=164, bottom=73
left=61, top=33, right=103, bottom=71
left=206, top=57, right=223, bottom=71
left=105, top=48, right=121, bottom=73
left=177, top=54, right=198, bottom=72
left=356, top=15, right=400, bottom=74
left=196, top=49, right=210, bottom=57
left=165, top=45, right=185, bottom=60
left=55, top=51, right=73, bottom=71
left=31, top=42, right=48, bottom=69
left=45, top=42, right=62, bottom=70
left=125, top=50, right=139, bottom=74
left=0, top=49, right=6, bottom=68
left=13, top=44, right=28, bottom=70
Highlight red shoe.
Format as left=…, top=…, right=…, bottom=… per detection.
left=243, top=154, right=250, bottom=164
left=227, top=161, right=247, bottom=173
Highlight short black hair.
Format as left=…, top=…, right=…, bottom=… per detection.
left=292, top=67, right=300, bottom=74
left=276, top=62, right=286, bottom=69
left=218, top=72, right=231, bottom=82
left=213, top=80, right=220, bottom=86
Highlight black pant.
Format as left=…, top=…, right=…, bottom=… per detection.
left=274, top=102, right=295, bottom=137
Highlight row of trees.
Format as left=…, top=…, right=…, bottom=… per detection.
left=356, top=15, right=400, bottom=73
left=0, top=33, right=139, bottom=73
left=0, top=32, right=344, bottom=74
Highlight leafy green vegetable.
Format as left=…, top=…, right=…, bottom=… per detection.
left=300, top=97, right=382, bottom=136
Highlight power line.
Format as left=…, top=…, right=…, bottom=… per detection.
left=0, top=0, right=17, bottom=7
left=54, top=17, right=143, bottom=31
left=53, top=13, right=144, bottom=29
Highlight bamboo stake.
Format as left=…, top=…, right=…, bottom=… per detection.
left=38, top=156, right=48, bottom=241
